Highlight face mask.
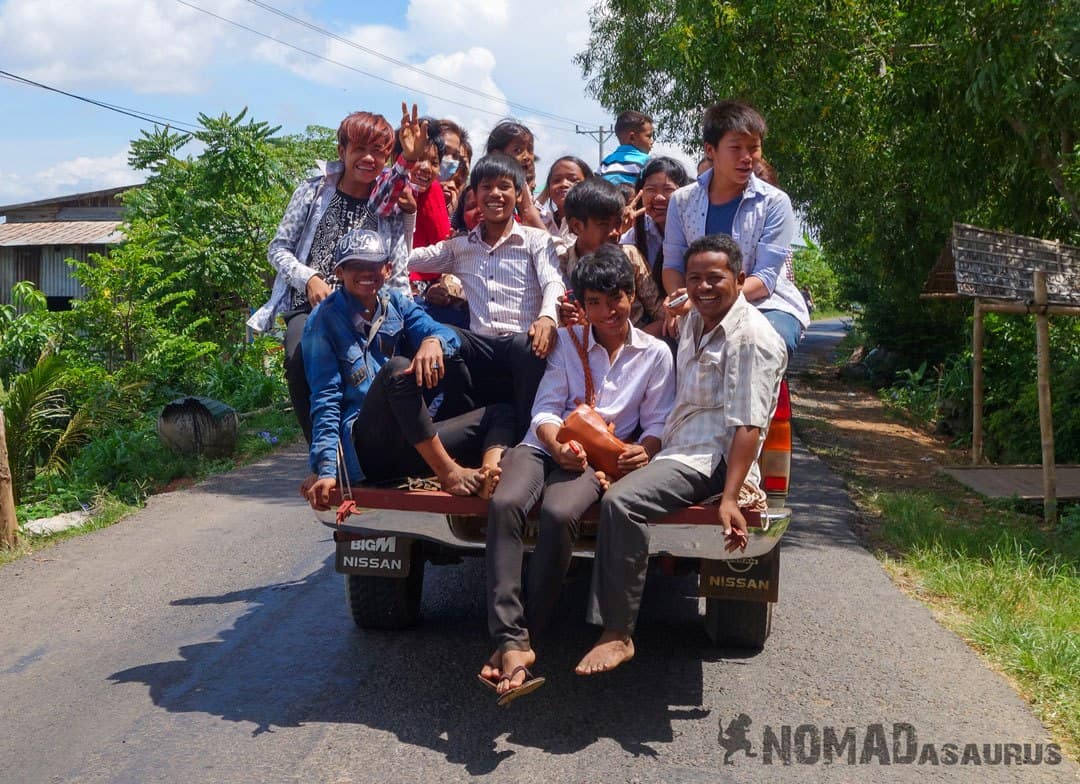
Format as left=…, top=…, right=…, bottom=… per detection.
left=439, top=156, right=461, bottom=182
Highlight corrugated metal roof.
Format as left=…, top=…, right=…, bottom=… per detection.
left=0, top=221, right=124, bottom=246
left=0, top=184, right=140, bottom=213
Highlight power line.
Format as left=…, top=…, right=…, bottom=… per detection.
left=173, top=0, right=586, bottom=133
left=239, top=0, right=596, bottom=128
left=0, top=69, right=199, bottom=132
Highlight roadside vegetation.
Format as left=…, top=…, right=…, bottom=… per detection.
left=0, top=111, right=326, bottom=549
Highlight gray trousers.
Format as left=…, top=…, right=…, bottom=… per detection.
left=486, top=444, right=602, bottom=652
left=587, top=458, right=726, bottom=635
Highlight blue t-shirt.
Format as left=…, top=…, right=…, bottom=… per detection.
left=705, top=196, right=741, bottom=238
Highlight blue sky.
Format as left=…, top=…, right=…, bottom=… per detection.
left=0, top=0, right=695, bottom=205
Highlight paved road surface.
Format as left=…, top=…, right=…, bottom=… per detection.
left=1, top=319, right=1075, bottom=783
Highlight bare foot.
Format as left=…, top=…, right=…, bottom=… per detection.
left=479, top=650, right=501, bottom=683
left=477, top=465, right=502, bottom=499
left=575, top=630, right=634, bottom=675
left=497, top=648, right=537, bottom=696
left=439, top=465, right=482, bottom=496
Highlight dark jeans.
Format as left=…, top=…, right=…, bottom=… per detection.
left=587, top=458, right=727, bottom=635
left=486, top=445, right=602, bottom=652
left=354, top=356, right=517, bottom=483
left=448, top=328, right=547, bottom=442
left=284, top=309, right=313, bottom=443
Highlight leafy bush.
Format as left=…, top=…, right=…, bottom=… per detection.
left=792, top=234, right=841, bottom=312
left=0, top=281, right=56, bottom=384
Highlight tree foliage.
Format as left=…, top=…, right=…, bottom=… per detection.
left=578, top=0, right=1079, bottom=359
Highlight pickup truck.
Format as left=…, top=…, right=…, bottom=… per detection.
left=315, top=380, right=793, bottom=650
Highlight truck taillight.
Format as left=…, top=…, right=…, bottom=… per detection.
left=761, top=380, right=791, bottom=498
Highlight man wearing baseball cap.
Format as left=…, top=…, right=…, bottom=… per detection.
left=301, top=228, right=515, bottom=508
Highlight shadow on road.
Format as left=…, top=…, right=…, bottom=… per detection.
left=110, top=555, right=749, bottom=774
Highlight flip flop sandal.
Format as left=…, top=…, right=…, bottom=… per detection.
left=495, top=665, right=546, bottom=707
left=477, top=673, right=499, bottom=691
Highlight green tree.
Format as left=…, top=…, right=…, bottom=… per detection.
left=578, top=0, right=1079, bottom=360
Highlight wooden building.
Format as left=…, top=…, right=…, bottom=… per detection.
left=0, top=185, right=138, bottom=309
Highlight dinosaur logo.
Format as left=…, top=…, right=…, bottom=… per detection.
left=718, top=714, right=757, bottom=764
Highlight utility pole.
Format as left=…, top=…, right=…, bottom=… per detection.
left=576, top=125, right=615, bottom=166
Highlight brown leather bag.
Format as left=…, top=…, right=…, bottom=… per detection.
left=555, top=325, right=628, bottom=480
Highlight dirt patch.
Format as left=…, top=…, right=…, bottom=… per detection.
left=787, top=323, right=968, bottom=534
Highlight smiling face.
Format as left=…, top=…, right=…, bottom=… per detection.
left=582, top=288, right=633, bottom=343
left=338, top=260, right=392, bottom=301
left=338, top=139, right=391, bottom=192
left=685, top=250, right=745, bottom=330
left=548, top=160, right=587, bottom=211
left=704, top=131, right=762, bottom=194
left=641, top=171, right=680, bottom=229
left=499, top=137, right=536, bottom=188
left=409, top=142, right=440, bottom=194
left=475, top=175, right=519, bottom=226
left=570, top=214, right=622, bottom=255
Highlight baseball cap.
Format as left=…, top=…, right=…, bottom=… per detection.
left=333, top=228, right=389, bottom=270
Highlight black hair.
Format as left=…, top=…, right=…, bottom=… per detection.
left=684, top=234, right=743, bottom=276
left=614, top=110, right=652, bottom=140
left=392, top=115, right=445, bottom=161
left=571, top=244, right=636, bottom=302
left=469, top=153, right=526, bottom=193
left=485, top=120, right=534, bottom=154
left=701, top=101, right=767, bottom=147
left=563, top=176, right=624, bottom=223
left=616, top=182, right=637, bottom=206
left=633, top=156, right=690, bottom=293
left=544, top=156, right=593, bottom=190
left=449, top=185, right=474, bottom=232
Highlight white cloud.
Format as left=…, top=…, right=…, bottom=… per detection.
left=406, top=0, right=509, bottom=35
left=0, top=0, right=267, bottom=94
left=0, top=148, right=141, bottom=205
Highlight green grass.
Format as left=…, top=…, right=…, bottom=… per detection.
left=4, top=406, right=301, bottom=567
left=873, top=491, right=1079, bottom=754
left=810, top=306, right=852, bottom=322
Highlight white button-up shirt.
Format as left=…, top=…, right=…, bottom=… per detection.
left=522, top=324, right=675, bottom=455
left=656, top=293, right=787, bottom=487
left=407, top=221, right=564, bottom=335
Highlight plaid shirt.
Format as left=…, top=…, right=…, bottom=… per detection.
left=407, top=221, right=564, bottom=335
left=655, top=293, right=787, bottom=488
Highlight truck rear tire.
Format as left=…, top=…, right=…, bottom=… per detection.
left=345, top=543, right=425, bottom=630
left=704, top=597, right=772, bottom=649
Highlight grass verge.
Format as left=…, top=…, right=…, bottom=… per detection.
left=865, top=490, right=1078, bottom=756
left=3, top=407, right=300, bottom=568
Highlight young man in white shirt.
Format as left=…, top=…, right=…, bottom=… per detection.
left=576, top=233, right=787, bottom=675
left=408, top=153, right=564, bottom=436
left=478, top=245, right=675, bottom=704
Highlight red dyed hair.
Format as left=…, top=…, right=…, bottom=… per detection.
left=337, top=112, right=395, bottom=154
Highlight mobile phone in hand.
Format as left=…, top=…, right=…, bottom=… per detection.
left=667, top=292, right=689, bottom=309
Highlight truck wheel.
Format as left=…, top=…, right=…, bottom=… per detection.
left=703, top=598, right=772, bottom=649
left=345, top=544, right=425, bottom=630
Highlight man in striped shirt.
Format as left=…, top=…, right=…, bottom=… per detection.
left=408, top=153, right=565, bottom=436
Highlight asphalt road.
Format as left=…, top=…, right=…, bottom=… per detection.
left=1, top=320, right=1076, bottom=783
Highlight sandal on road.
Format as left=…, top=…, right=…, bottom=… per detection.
left=495, top=665, right=545, bottom=707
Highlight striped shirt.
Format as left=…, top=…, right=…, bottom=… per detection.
left=407, top=221, right=565, bottom=335
left=656, top=293, right=787, bottom=488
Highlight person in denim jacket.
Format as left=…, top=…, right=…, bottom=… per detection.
left=301, top=229, right=515, bottom=509
left=249, top=104, right=430, bottom=443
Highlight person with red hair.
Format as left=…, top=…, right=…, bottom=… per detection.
left=249, top=104, right=429, bottom=442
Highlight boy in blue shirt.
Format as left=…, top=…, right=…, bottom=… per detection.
left=660, top=101, right=809, bottom=356
left=599, top=111, right=654, bottom=187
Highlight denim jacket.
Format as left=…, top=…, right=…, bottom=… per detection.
left=662, top=170, right=809, bottom=327
left=302, top=287, right=460, bottom=481
left=247, top=158, right=412, bottom=334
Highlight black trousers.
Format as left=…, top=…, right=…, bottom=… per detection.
left=486, top=444, right=602, bottom=651
left=447, top=328, right=547, bottom=442
left=284, top=309, right=313, bottom=443
left=354, top=356, right=517, bottom=483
